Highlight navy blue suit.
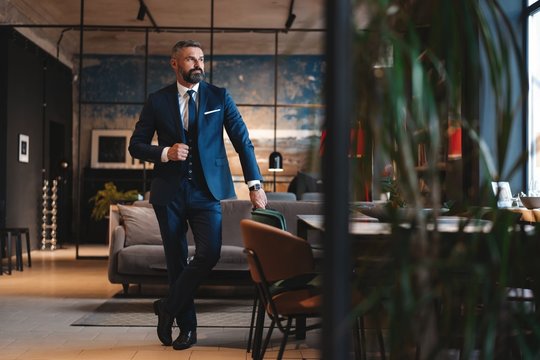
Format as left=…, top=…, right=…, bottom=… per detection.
left=129, top=81, right=262, bottom=331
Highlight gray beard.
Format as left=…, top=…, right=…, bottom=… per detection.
left=184, top=69, right=205, bottom=84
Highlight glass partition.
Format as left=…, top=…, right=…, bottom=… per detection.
left=528, top=4, right=540, bottom=193
left=75, top=24, right=324, bottom=257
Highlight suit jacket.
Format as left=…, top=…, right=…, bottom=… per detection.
left=129, top=82, right=262, bottom=205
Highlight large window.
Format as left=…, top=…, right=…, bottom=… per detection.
left=528, top=2, right=540, bottom=192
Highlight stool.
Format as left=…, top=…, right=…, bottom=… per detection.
left=0, top=228, right=31, bottom=273
left=0, top=231, right=14, bottom=275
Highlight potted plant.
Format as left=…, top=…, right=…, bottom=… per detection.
left=88, top=182, right=140, bottom=221
left=349, top=0, right=531, bottom=358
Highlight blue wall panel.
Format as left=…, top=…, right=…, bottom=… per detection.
left=81, top=54, right=325, bottom=187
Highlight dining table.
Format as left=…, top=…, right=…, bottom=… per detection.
left=296, top=212, right=535, bottom=280
left=507, top=207, right=540, bottom=222
left=296, top=210, right=537, bottom=356
left=297, top=213, right=497, bottom=243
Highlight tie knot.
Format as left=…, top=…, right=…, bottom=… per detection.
left=187, top=90, right=195, bottom=98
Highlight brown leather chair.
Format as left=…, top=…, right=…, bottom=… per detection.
left=241, top=219, right=322, bottom=359
left=241, top=219, right=387, bottom=359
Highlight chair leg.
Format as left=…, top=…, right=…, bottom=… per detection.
left=375, top=313, right=386, bottom=360
left=247, top=292, right=258, bottom=353
left=0, top=233, right=4, bottom=275
left=359, top=316, right=367, bottom=360
left=24, top=229, right=31, bottom=267
left=295, top=315, right=306, bottom=339
left=260, top=319, right=275, bottom=360
left=252, top=297, right=266, bottom=359
left=6, top=232, right=12, bottom=275
left=277, top=317, right=293, bottom=360
left=352, top=316, right=363, bottom=360
left=15, top=233, right=23, bottom=271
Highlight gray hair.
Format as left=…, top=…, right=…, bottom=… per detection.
left=171, top=40, right=203, bottom=56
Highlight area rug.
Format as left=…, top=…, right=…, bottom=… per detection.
left=72, top=297, right=259, bottom=327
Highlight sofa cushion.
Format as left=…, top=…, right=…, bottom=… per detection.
left=117, top=244, right=247, bottom=276
left=188, top=245, right=248, bottom=271
left=117, top=244, right=166, bottom=276
left=117, top=204, right=162, bottom=246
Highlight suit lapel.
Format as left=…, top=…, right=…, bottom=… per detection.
left=197, top=82, right=208, bottom=129
left=165, top=83, right=185, bottom=143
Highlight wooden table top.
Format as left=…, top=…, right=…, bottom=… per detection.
left=297, top=214, right=495, bottom=237
left=507, top=207, right=540, bottom=222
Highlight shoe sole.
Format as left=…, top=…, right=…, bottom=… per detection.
left=173, top=340, right=197, bottom=351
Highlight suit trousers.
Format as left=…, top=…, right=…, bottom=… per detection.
left=153, top=178, right=222, bottom=331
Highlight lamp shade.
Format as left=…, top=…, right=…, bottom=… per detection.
left=269, top=151, right=284, bottom=172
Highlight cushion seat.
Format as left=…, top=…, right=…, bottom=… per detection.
left=117, top=244, right=249, bottom=276
left=117, top=245, right=165, bottom=276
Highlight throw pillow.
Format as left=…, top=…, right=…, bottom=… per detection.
left=117, top=204, right=162, bottom=246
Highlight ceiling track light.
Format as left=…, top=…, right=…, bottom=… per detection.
left=284, top=0, right=296, bottom=31
left=285, top=13, right=296, bottom=29
left=136, top=3, right=146, bottom=21
left=136, top=0, right=161, bottom=32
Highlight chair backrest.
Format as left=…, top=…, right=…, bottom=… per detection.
left=251, top=208, right=287, bottom=230
left=266, top=192, right=297, bottom=201
left=240, top=219, right=314, bottom=284
left=300, top=192, right=324, bottom=202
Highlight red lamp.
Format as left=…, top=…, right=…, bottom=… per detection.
left=448, top=124, right=462, bottom=160
left=349, top=128, right=365, bottom=158
left=320, top=127, right=365, bottom=158
left=319, top=129, right=327, bottom=157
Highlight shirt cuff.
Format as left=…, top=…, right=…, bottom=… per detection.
left=161, top=147, right=170, bottom=162
left=247, top=180, right=261, bottom=188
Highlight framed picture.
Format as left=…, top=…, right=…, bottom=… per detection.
left=18, top=134, right=29, bottom=163
left=90, top=129, right=153, bottom=169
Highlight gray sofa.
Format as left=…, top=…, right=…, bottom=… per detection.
left=107, top=199, right=323, bottom=294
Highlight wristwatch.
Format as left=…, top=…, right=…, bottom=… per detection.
left=249, top=184, right=261, bottom=192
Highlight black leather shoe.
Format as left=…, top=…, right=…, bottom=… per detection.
left=153, top=299, right=174, bottom=346
left=172, top=330, right=197, bottom=350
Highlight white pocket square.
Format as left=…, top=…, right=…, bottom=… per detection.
left=204, top=109, right=221, bottom=115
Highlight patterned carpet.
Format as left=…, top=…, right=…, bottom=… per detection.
left=72, top=297, right=257, bottom=327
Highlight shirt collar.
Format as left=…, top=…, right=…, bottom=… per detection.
left=177, top=82, right=200, bottom=97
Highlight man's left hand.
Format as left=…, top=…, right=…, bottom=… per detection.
left=250, top=188, right=267, bottom=209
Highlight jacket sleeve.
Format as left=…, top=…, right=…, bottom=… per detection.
left=129, top=93, right=166, bottom=163
left=222, top=89, right=263, bottom=183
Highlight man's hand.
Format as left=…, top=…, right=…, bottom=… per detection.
left=167, top=143, right=190, bottom=161
left=250, top=188, right=267, bottom=209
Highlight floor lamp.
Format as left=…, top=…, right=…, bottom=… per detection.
left=268, top=31, right=283, bottom=192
